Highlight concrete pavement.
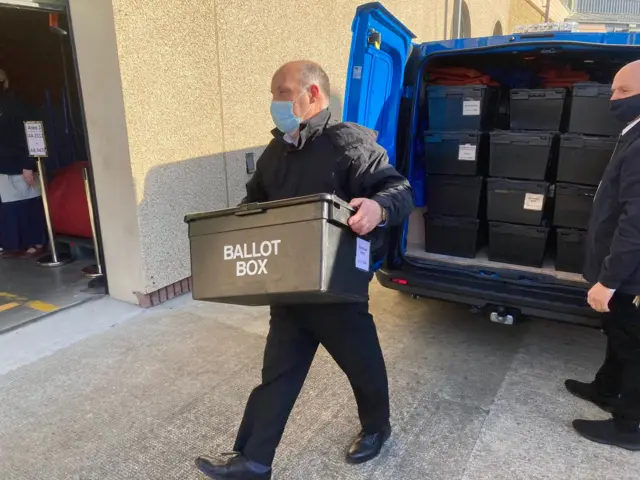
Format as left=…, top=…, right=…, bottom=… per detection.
left=1, top=281, right=639, bottom=479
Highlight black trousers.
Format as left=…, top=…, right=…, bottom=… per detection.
left=594, top=292, right=640, bottom=423
left=233, top=302, right=390, bottom=466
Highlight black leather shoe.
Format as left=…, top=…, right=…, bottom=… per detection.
left=573, top=419, right=640, bottom=451
left=195, top=454, right=272, bottom=480
left=346, top=423, right=392, bottom=465
left=565, top=379, right=618, bottom=413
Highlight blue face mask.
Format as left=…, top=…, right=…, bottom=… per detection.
left=270, top=90, right=309, bottom=134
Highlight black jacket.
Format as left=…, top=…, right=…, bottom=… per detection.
left=241, top=109, right=413, bottom=260
left=584, top=122, right=640, bottom=293
left=0, top=93, right=36, bottom=175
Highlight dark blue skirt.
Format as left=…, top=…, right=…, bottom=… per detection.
left=0, top=197, right=48, bottom=251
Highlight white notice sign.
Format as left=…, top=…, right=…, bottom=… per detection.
left=462, top=99, right=481, bottom=116
left=355, top=238, right=371, bottom=272
left=24, top=121, right=48, bottom=158
left=458, top=144, right=477, bottom=161
left=523, top=193, right=545, bottom=211
left=352, top=66, right=363, bottom=80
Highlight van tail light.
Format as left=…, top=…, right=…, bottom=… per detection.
left=391, top=278, right=408, bottom=285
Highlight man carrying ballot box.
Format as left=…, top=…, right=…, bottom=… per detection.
left=567, top=60, right=640, bottom=451
left=195, top=60, right=413, bottom=479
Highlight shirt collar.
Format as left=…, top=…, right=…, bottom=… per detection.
left=272, top=109, right=332, bottom=150
left=282, top=132, right=299, bottom=145
left=622, top=116, right=640, bottom=136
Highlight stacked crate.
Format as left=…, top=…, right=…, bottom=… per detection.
left=485, top=88, right=564, bottom=268
left=422, top=85, right=498, bottom=258
left=553, top=83, right=622, bottom=273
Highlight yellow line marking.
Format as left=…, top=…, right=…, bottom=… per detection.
left=25, top=301, right=59, bottom=313
left=0, top=292, right=27, bottom=301
left=0, top=302, right=21, bottom=312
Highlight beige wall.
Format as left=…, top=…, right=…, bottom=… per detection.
left=67, top=0, right=144, bottom=304
left=69, top=0, right=513, bottom=304
left=467, top=0, right=511, bottom=38
left=509, top=0, right=570, bottom=32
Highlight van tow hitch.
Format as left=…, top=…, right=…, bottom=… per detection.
left=489, top=306, right=518, bottom=325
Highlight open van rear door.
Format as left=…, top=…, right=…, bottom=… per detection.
left=343, top=2, right=415, bottom=167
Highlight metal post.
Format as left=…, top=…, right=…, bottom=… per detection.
left=81, top=167, right=103, bottom=279
left=545, top=0, right=551, bottom=23
left=444, top=0, right=449, bottom=40
left=36, top=158, right=72, bottom=267
left=456, top=0, right=463, bottom=39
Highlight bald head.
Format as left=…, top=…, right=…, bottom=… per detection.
left=270, top=60, right=330, bottom=127
left=612, top=60, right=640, bottom=101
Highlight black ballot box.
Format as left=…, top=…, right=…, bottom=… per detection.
left=184, top=194, right=373, bottom=306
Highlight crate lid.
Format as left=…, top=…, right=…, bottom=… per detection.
left=424, top=214, right=479, bottom=228
left=560, top=133, right=618, bottom=149
left=487, top=178, right=548, bottom=193
left=555, top=183, right=598, bottom=195
left=510, top=88, right=567, bottom=100
left=490, top=130, right=556, bottom=145
left=427, top=174, right=483, bottom=186
left=572, top=82, right=612, bottom=98
left=489, top=221, right=548, bottom=236
left=184, top=193, right=352, bottom=224
left=557, top=228, right=588, bottom=241
left=425, top=131, right=482, bottom=142
left=426, top=85, right=492, bottom=98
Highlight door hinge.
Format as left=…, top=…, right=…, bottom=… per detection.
left=402, top=86, right=414, bottom=99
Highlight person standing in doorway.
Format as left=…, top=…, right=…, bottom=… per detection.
left=0, top=69, right=47, bottom=258
left=567, top=60, right=640, bottom=451
left=195, top=60, right=413, bottom=479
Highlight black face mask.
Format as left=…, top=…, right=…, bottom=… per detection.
left=610, top=93, right=640, bottom=125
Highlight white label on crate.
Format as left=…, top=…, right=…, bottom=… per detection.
left=355, top=238, right=371, bottom=272
left=352, top=66, right=363, bottom=80
left=224, top=240, right=282, bottom=276
left=458, top=144, right=477, bottom=161
left=462, top=99, right=481, bottom=116
left=523, top=193, right=545, bottom=211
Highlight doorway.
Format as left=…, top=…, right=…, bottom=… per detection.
left=0, top=3, right=106, bottom=332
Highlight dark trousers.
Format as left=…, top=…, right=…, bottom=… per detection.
left=594, top=292, right=640, bottom=424
left=0, top=197, right=47, bottom=251
left=233, top=302, right=390, bottom=466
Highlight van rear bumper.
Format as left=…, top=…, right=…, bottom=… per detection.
left=376, top=265, right=600, bottom=328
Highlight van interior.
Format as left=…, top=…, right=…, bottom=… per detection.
left=401, top=44, right=639, bottom=289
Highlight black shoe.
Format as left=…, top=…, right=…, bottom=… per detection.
left=195, top=454, right=272, bottom=480
left=573, top=419, right=640, bottom=451
left=565, top=379, right=618, bottom=413
left=346, top=423, right=392, bottom=465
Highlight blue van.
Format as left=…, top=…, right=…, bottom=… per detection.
left=344, top=3, right=640, bottom=326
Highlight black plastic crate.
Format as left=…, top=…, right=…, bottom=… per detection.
left=489, top=222, right=549, bottom=268
left=556, top=228, right=587, bottom=274
left=487, top=178, right=549, bottom=226
left=184, top=194, right=372, bottom=306
left=557, top=134, right=617, bottom=186
left=427, top=85, right=499, bottom=131
left=424, top=214, right=481, bottom=258
left=424, top=131, right=487, bottom=176
left=489, top=131, right=556, bottom=180
left=426, top=175, right=484, bottom=218
left=510, top=88, right=567, bottom=131
left=569, top=83, right=626, bottom=136
left=554, top=183, right=597, bottom=230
